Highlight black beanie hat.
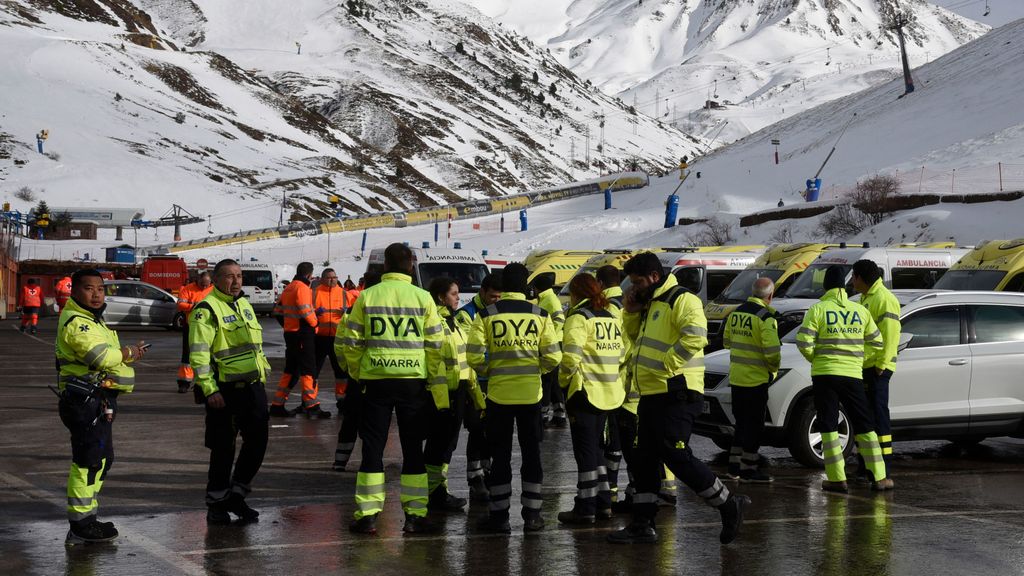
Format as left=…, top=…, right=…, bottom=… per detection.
left=823, top=265, right=847, bottom=291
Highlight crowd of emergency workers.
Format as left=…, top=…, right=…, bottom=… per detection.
left=45, top=242, right=901, bottom=547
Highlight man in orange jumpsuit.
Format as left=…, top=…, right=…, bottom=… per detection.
left=176, top=271, right=213, bottom=393
left=271, top=262, right=326, bottom=417
left=19, top=278, right=43, bottom=334
left=55, top=276, right=72, bottom=311
left=313, top=269, right=356, bottom=413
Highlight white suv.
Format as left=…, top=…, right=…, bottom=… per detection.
left=696, top=291, right=1024, bottom=467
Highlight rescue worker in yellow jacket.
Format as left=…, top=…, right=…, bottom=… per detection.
left=557, top=273, right=625, bottom=525
left=339, top=244, right=446, bottom=535
left=608, top=253, right=749, bottom=546
left=852, top=260, right=901, bottom=475
left=796, top=265, right=892, bottom=493
left=176, top=271, right=213, bottom=393
left=723, top=277, right=781, bottom=483
left=57, top=269, right=147, bottom=545
left=453, top=272, right=502, bottom=500
left=189, top=259, right=272, bottom=524
left=423, top=277, right=487, bottom=512
left=468, top=263, right=561, bottom=533
left=532, top=274, right=567, bottom=427
left=595, top=265, right=633, bottom=508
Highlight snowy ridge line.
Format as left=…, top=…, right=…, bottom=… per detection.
left=740, top=188, right=1024, bottom=228
left=141, top=172, right=650, bottom=255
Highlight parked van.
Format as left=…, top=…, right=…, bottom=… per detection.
left=240, top=263, right=278, bottom=314
left=770, top=244, right=971, bottom=335
left=365, top=247, right=490, bottom=308
left=704, top=243, right=838, bottom=351
left=934, top=239, right=1024, bottom=292
left=525, top=249, right=601, bottom=292
left=656, top=248, right=766, bottom=303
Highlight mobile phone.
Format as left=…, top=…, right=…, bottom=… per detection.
left=139, top=343, right=152, bottom=351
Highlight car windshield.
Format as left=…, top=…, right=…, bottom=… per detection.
left=560, top=266, right=598, bottom=296
left=418, top=263, right=489, bottom=293
left=933, top=269, right=1007, bottom=291
left=242, top=270, right=273, bottom=290
left=716, top=269, right=784, bottom=303
left=784, top=264, right=852, bottom=299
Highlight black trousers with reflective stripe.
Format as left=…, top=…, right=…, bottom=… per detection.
left=463, top=382, right=488, bottom=478
left=358, top=379, right=429, bottom=474
left=485, top=400, right=543, bottom=519
left=811, top=375, right=876, bottom=437
left=567, top=391, right=610, bottom=515
left=206, top=382, right=269, bottom=504
left=541, top=369, right=564, bottom=419
left=424, top=383, right=467, bottom=475
left=604, top=407, right=637, bottom=496
left=731, top=384, right=769, bottom=456
left=633, top=391, right=718, bottom=521
left=283, top=328, right=316, bottom=379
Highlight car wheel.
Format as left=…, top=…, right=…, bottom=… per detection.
left=787, top=397, right=853, bottom=468
left=172, top=312, right=185, bottom=331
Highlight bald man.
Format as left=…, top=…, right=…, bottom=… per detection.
left=722, top=277, right=781, bottom=483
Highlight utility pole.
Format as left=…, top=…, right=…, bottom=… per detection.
left=569, top=137, right=576, bottom=180
left=632, top=93, right=638, bottom=135
left=585, top=125, right=590, bottom=166
left=655, top=87, right=660, bottom=119
left=599, top=113, right=605, bottom=154
left=279, top=190, right=286, bottom=226
left=888, top=8, right=915, bottom=95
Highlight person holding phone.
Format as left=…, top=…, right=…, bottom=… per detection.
left=56, top=269, right=147, bottom=545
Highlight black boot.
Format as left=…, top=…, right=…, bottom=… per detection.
left=718, top=494, right=751, bottom=544
left=557, top=509, right=595, bottom=526
left=402, top=514, right=440, bottom=534
left=305, top=405, right=332, bottom=419
left=269, top=405, right=294, bottom=418
left=349, top=514, right=378, bottom=535
left=468, top=477, right=489, bottom=502
left=226, top=493, right=259, bottom=522
left=607, top=520, right=657, bottom=544
left=478, top=514, right=511, bottom=534
left=522, top=510, right=545, bottom=532
left=206, top=507, right=231, bottom=525
left=66, top=520, right=118, bottom=545
left=428, top=489, right=467, bottom=512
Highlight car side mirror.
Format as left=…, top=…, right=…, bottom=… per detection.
left=897, top=332, right=914, bottom=353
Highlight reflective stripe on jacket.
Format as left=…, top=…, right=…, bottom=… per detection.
left=623, top=274, right=708, bottom=395
left=274, top=278, right=317, bottom=332
left=723, top=297, right=781, bottom=387
left=860, top=279, right=901, bottom=372
left=188, top=288, right=271, bottom=397
left=315, top=285, right=354, bottom=338
left=467, top=292, right=562, bottom=405
left=338, top=272, right=444, bottom=382
left=559, top=300, right=625, bottom=410
left=796, top=288, right=884, bottom=378
left=56, top=298, right=134, bottom=392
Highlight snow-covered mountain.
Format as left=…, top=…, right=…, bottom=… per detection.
left=465, top=0, right=987, bottom=143
left=0, top=0, right=700, bottom=232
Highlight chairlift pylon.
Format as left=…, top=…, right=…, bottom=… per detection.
left=984, top=0, right=991, bottom=17
left=825, top=47, right=831, bottom=66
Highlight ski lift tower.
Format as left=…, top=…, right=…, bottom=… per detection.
left=887, top=8, right=915, bottom=96
left=131, top=204, right=204, bottom=242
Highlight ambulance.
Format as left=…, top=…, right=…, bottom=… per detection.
left=934, top=239, right=1024, bottom=292
left=524, top=249, right=601, bottom=292
left=704, top=243, right=838, bottom=351
left=364, top=247, right=491, bottom=307
left=656, top=248, right=767, bottom=303
left=769, top=243, right=971, bottom=337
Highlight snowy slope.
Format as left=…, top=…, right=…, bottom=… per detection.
left=0, top=0, right=701, bottom=236
left=462, top=0, right=987, bottom=143
left=932, top=0, right=1024, bottom=27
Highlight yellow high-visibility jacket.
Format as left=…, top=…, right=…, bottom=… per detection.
left=56, top=298, right=135, bottom=393
left=189, top=288, right=272, bottom=397
left=536, top=288, right=566, bottom=337
left=796, top=288, right=884, bottom=378
left=860, top=279, right=901, bottom=372
left=559, top=300, right=625, bottom=410
left=338, top=273, right=445, bottom=382
left=466, top=292, right=562, bottom=405
left=623, top=274, right=708, bottom=395
left=723, top=297, right=781, bottom=387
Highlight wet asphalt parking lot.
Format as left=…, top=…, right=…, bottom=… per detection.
left=2, top=317, right=1024, bottom=576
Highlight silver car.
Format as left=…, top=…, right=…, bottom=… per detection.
left=103, top=280, right=178, bottom=328
left=696, top=290, right=1024, bottom=467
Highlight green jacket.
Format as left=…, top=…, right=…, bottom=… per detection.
left=797, top=288, right=884, bottom=378
left=560, top=300, right=625, bottom=410
left=56, top=298, right=135, bottom=392
left=188, top=288, right=271, bottom=397
left=723, top=297, right=781, bottom=387
left=860, top=279, right=901, bottom=372
left=623, top=274, right=708, bottom=395
left=338, top=273, right=444, bottom=382
left=467, top=292, right=562, bottom=405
